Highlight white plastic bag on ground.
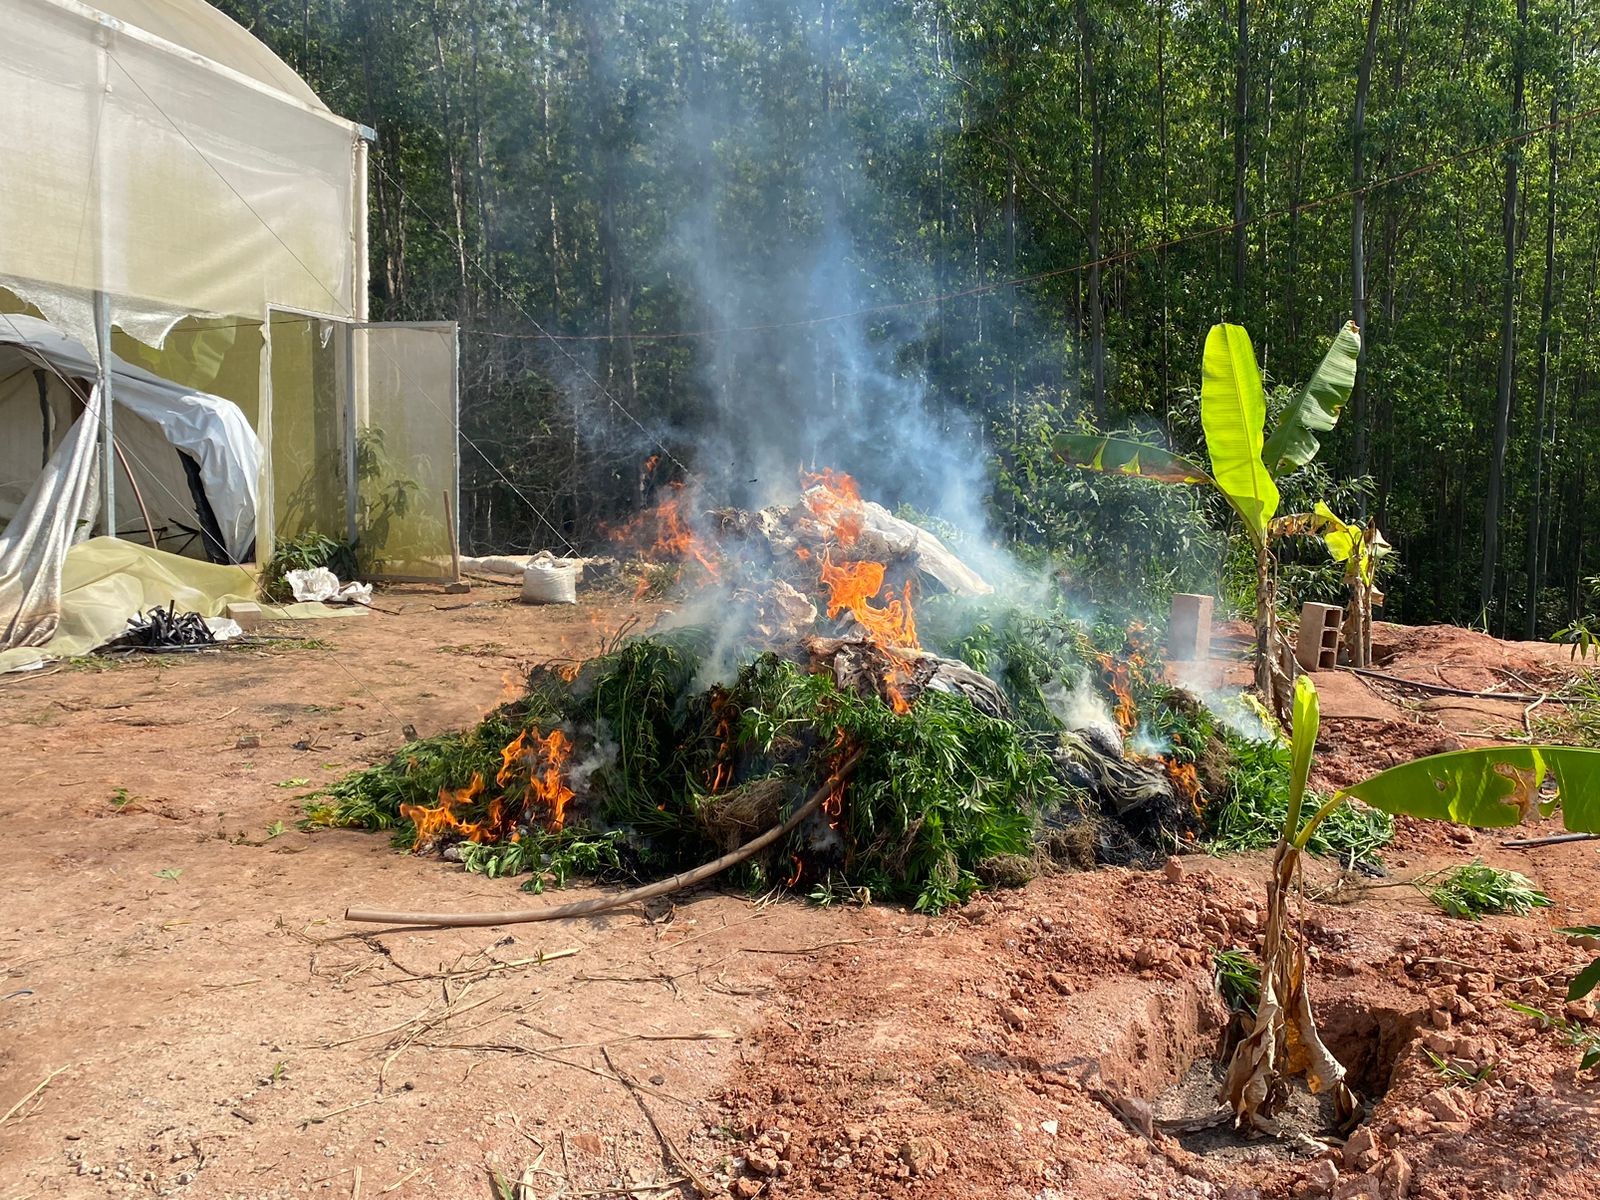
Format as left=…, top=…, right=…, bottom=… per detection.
left=286, top=566, right=340, bottom=601
left=285, top=567, right=372, bottom=606
left=522, top=552, right=578, bottom=604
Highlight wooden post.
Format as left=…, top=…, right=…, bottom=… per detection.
left=442, top=489, right=468, bottom=593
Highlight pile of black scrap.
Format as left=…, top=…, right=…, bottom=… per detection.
left=109, top=601, right=218, bottom=650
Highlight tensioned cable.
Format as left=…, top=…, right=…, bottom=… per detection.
left=460, top=97, right=1600, bottom=343
left=104, top=52, right=581, bottom=556
left=372, top=160, right=692, bottom=478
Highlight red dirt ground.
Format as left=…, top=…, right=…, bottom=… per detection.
left=2, top=595, right=1596, bottom=1199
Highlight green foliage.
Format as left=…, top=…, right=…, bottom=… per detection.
left=1423, top=1048, right=1497, bottom=1085
left=1531, top=674, right=1600, bottom=747
left=1205, top=730, right=1393, bottom=867
left=1553, top=621, right=1600, bottom=663
left=260, top=532, right=357, bottom=604
left=726, top=655, right=1071, bottom=912
left=918, top=594, right=1142, bottom=731
left=313, top=632, right=1075, bottom=913
left=1243, top=464, right=1379, bottom=620
left=1051, top=434, right=1213, bottom=486
left=307, top=700, right=543, bottom=838
left=1260, top=322, right=1361, bottom=478
left=1003, top=401, right=1224, bottom=616
left=1214, top=947, right=1262, bottom=1014
left=458, top=830, right=627, bottom=891
left=1559, top=927, right=1600, bottom=1003
left=1506, top=1002, right=1600, bottom=1072
left=1423, top=860, right=1552, bottom=920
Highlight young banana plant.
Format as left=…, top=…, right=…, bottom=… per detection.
left=1053, top=322, right=1360, bottom=716
left=1223, top=674, right=1600, bottom=1128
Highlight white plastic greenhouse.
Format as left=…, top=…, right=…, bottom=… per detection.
left=0, top=0, right=459, bottom=663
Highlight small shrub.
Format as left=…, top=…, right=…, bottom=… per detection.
left=260, top=532, right=358, bottom=603
left=1424, top=860, right=1551, bottom=920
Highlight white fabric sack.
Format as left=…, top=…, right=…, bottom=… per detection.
left=521, top=553, right=578, bottom=605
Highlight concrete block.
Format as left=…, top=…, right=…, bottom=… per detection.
left=1167, top=593, right=1214, bottom=661
left=1296, top=602, right=1344, bottom=671
left=224, top=602, right=262, bottom=632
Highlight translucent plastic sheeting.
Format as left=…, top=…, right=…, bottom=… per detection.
left=267, top=311, right=348, bottom=544
left=355, top=325, right=459, bottom=580
left=0, top=537, right=363, bottom=674
left=0, top=313, right=260, bottom=561
left=0, top=0, right=360, bottom=339
left=89, top=0, right=330, bottom=111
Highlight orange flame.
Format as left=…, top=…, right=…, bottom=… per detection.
left=611, top=481, right=721, bottom=580
left=1165, top=758, right=1203, bottom=815
left=517, top=727, right=576, bottom=830
left=401, top=773, right=490, bottom=850
left=817, top=552, right=919, bottom=651
left=802, top=468, right=865, bottom=545
left=401, top=726, right=575, bottom=849
left=783, top=855, right=804, bottom=888
left=704, top=692, right=736, bottom=794
left=821, top=732, right=855, bottom=824
left=1094, top=652, right=1138, bottom=734
left=797, top=469, right=921, bottom=712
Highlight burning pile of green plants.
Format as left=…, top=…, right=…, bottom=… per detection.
left=310, top=600, right=1381, bottom=913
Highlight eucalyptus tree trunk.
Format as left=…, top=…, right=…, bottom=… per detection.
left=1480, top=0, right=1528, bottom=626
left=430, top=17, right=472, bottom=318
left=1231, top=0, right=1249, bottom=317
left=1157, top=1, right=1171, bottom=427
left=1079, top=1, right=1107, bottom=420
left=1350, top=0, right=1382, bottom=497
left=1525, top=28, right=1565, bottom=639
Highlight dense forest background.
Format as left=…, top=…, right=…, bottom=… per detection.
left=218, top=0, right=1599, bottom=637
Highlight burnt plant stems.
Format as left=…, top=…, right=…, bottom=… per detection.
left=343, top=751, right=861, bottom=929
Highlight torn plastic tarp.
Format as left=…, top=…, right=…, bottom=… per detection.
left=0, top=538, right=362, bottom=673
left=0, top=313, right=261, bottom=561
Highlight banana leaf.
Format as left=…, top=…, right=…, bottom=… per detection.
left=1342, top=746, right=1600, bottom=833
left=1050, top=433, right=1214, bottom=486
left=1262, top=321, right=1361, bottom=478
left=1272, top=503, right=1390, bottom=585
left=1285, top=673, right=1319, bottom=833
left=1200, top=323, right=1279, bottom=545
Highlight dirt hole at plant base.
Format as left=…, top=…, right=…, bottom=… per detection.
left=1146, top=994, right=1424, bottom=1163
